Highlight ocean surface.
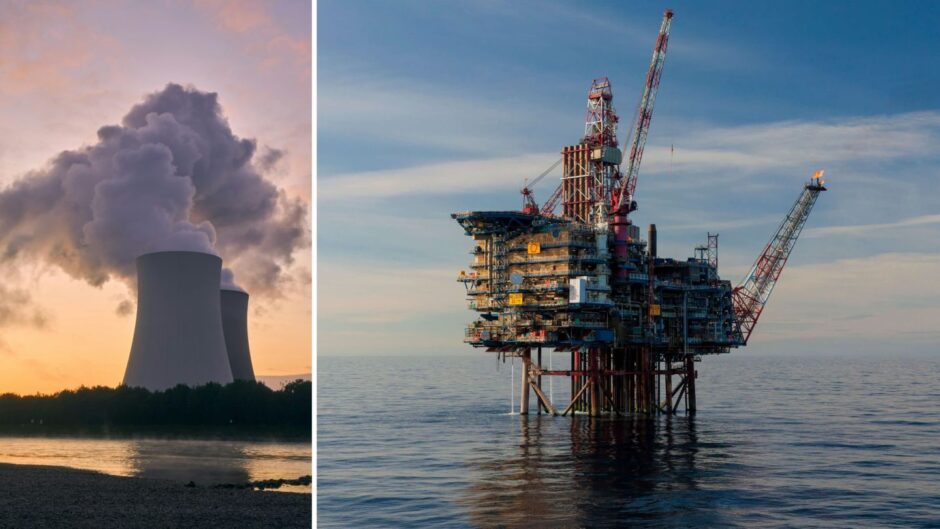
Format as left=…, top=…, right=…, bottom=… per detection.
left=0, top=437, right=311, bottom=492
left=318, top=354, right=940, bottom=528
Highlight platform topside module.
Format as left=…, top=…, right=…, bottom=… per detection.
left=451, top=9, right=827, bottom=417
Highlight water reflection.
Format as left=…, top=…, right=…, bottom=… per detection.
left=129, top=440, right=251, bottom=484
left=462, top=415, right=732, bottom=528
left=0, top=437, right=310, bottom=491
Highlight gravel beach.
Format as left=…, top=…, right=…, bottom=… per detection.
left=0, top=463, right=311, bottom=528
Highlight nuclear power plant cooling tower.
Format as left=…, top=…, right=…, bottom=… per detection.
left=123, top=251, right=234, bottom=390
left=220, top=289, right=256, bottom=381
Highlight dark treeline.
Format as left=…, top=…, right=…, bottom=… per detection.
left=0, top=380, right=311, bottom=440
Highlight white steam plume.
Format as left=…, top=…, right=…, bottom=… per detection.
left=0, top=83, right=307, bottom=302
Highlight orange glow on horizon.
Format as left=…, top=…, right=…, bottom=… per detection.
left=0, top=266, right=310, bottom=396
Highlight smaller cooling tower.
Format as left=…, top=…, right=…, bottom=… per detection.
left=123, top=251, right=234, bottom=390
left=220, top=289, right=256, bottom=381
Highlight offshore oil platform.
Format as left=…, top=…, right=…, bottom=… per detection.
left=452, top=10, right=827, bottom=416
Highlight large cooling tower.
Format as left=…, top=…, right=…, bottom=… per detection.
left=123, top=251, right=234, bottom=390
left=220, top=289, right=256, bottom=381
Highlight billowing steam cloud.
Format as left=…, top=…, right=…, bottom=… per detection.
left=0, top=83, right=307, bottom=301
left=0, top=286, right=48, bottom=330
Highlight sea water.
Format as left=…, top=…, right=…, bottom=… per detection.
left=0, top=436, right=311, bottom=492
left=318, top=354, right=940, bottom=528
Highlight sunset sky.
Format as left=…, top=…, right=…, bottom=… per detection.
left=6, top=1, right=940, bottom=395
left=0, top=0, right=311, bottom=394
left=319, top=1, right=940, bottom=357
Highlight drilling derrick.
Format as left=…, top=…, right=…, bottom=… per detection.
left=561, top=78, right=621, bottom=224
left=451, top=9, right=827, bottom=417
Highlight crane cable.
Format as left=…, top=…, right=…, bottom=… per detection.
left=524, top=158, right=562, bottom=190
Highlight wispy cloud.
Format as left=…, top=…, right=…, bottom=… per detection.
left=658, top=213, right=782, bottom=233
left=193, top=0, right=273, bottom=33
left=461, top=1, right=756, bottom=72
left=0, top=2, right=121, bottom=97
left=644, top=111, right=940, bottom=178
left=320, top=110, right=940, bottom=200
left=193, top=0, right=310, bottom=80
left=318, top=261, right=464, bottom=324
left=753, top=252, right=940, bottom=344
left=317, top=260, right=469, bottom=355
left=805, top=213, right=940, bottom=238
left=319, top=152, right=558, bottom=199
left=0, top=284, right=50, bottom=331
left=317, top=73, right=571, bottom=158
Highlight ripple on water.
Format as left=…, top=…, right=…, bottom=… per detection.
left=318, top=355, right=940, bottom=528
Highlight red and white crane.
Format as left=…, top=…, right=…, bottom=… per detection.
left=613, top=9, right=674, bottom=215
left=533, top=9, right=674, bottom=218
left=732, top=172, right=828, bottom=344
left=520, top=159, right=561, bottom=215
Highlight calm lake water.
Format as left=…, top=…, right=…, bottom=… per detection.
left=0, top=437, right=311, bottom=492
left=318, top=354, right=940, bottom=528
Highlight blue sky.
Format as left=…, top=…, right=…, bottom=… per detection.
left=318, top=1, right=940, bottom=356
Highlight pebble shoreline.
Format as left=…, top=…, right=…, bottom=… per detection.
left=0, top=463, right=311, bottom=528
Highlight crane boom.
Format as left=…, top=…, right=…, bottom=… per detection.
left=521, top=158, right=562, bottom=214
left=732, top=173, right=828, bottom=344
left=527, top=158, right=562, bottom=190
left=614, top=9, right=673, bottom=214
left=540, top=182, right=563, bottom=215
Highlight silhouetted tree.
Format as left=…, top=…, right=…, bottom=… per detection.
left=0, top=381, right=311, bottom=439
